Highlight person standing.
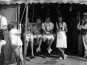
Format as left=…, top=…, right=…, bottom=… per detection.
left=77, top=12, right=87, bottom=58
left=42, top=16, right=54, bottom=54
left=0, top=15, right=12, bottom=65
left=56, top=15, right=68, bottom=59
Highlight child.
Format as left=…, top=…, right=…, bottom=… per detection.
left=8, top=22, right=23, bottom=65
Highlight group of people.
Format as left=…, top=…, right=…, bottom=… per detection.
left=25, top=15, right=68, bottom=60
left=0, top=14, right=67, bottom=65
left=25, top=11, right=87, bottom=60
left=1, top=11, right=87, bottom=65
left=0, top=15, right=24, bottom=65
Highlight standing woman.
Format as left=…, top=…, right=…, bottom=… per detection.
left=56, top=15, right=68, bottom=59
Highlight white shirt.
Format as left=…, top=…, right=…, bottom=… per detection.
left=42, top=22, right=54, bottom=32
left=56, top=22, right=67, bottom=32
left=9, top=28, right=22, bottom=46
left=77, top=20, right=87, bottom=30
left=0, top=15, right=7, bottom=28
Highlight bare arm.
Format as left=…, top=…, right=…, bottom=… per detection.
left=18, top=23, right=21, bottom=33
left=0, top=25, right=7, bottom=31
left=0, top=16, right=7, bottom=31
left=80, top=23, right=87, bottom=29
left=77, top=22, right=81, bottom=30
left=42, top=23, right=46, bottom=33
left=14, top=29, right=21, bottom=35
left=56, top=22, right=59, bottom=32
left=65, top=24, right=68, bottom=32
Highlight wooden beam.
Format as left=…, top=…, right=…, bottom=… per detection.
left=24, top=0, right=29, bottom=64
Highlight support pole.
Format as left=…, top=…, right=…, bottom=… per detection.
left=17, top=4, right=20, bottom=29
left=24, top=0, right=29, bottom=63
left=32, top=4, right=35, bottom=23
left=18, top=4, right=20, bottom=24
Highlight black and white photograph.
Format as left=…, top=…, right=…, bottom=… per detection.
left=0, top=0, right=87, bottom=65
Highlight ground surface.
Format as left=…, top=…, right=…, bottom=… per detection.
left=25, top=55, right=87, bottom=65
left=0, top=53, right=87, bottom=65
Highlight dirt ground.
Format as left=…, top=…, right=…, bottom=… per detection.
left=0, top=53, right=87, bottom=65
left=25, top=55, right=87, bottom=65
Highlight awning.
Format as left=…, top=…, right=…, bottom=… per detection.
left=29, top=0, right=87, bottom=4
left=0, top=0, right=87, bottom=5
left=0, top=0, right=25, bottom=5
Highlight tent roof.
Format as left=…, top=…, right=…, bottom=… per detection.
left=0, top=0, right=25, bottom=5
left=0, top=0, right=87, bottom=5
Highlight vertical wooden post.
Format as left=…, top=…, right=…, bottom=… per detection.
left=17, top=4, right=21, bottom=65
left=32, top=4, right=35, bottom=23
left=24, top=0, right=29, bottom=63
left=18, top=4, right=20, bottom=24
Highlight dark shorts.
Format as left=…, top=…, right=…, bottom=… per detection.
left=0, top=32, right=4, bottom=40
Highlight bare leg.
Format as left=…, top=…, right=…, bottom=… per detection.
left=36, top=38, right=42, bottom=52
left=12, top=46, right=20, bottom=65
left=83, top=35, right=87, bottom=58
left=24, top=41, right=29, bottom=57
left=30, top=39, right=34, bottom=57
left=58, top=48, right=64, bottom=57
left=19, top=46, right=24, bottom=65
left=58, top=48, right=67, bottom=59
left=47, top=39, right=53, bottom=53
left=13, top=47, right=23, bottom=65
left=48, top=39, right=53, bottom=49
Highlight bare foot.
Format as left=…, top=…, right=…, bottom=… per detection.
left=36, top=47, right=41, bottom=53
left=47, top=48, right=52, bottom=53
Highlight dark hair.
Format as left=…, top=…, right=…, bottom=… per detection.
left=36, top=17, right=41, bottom=22
left=46, top=16, right=51, bottom=20
left=45, top=14, right=50, bottom=19
left=58, top=14, right=63, bottom=18
left=57, top=14, right=63, bottom=23
left=36, top=16, right=41, bottom=19
left=8, top=21, right=17, bottom=31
